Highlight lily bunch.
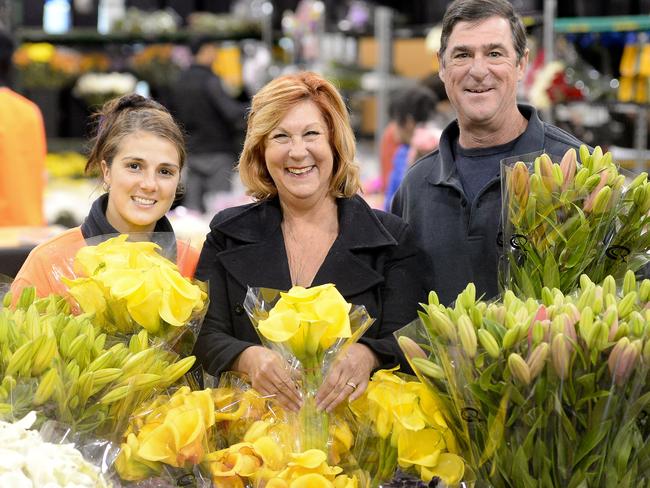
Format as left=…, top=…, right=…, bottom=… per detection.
left=349, top=368, right=464, bottom=487
left=63, top=235, right=207, bottom=343
left=501, top=145, right=650, bottom=298
left=246, top=284, right=373, bottom=451
left=396, top=275, right=650, bottom=487
left=0, top=289, right=196, bottom=437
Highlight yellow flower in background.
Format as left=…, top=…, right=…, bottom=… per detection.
left=257, top=284, right=351, bottom=360
left=114, top=433, right=162, bottom=481
left=270, top=449, right=342, bottom=484
left=64, top=235, right=206, bottom=335
left=25, top=42, right=56, bottom=63
left=397, top=429, right=444, bottom=469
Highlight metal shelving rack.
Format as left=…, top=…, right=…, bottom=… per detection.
left=543, top=4, right=649, bottom=172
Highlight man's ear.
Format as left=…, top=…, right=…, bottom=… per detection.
left=517, top=48, right=530, bottom=81
left=437, top=52, right=445, bottom=83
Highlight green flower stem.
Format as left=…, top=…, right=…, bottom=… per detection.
left=299, top=356, right=329, bottom=452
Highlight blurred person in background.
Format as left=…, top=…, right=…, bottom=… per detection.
left=0, top=27, right=46, bottom=227
left=171, top=37, right=247, bottom=213
left=11, top=94, right=199, bottom=301
left=383, top=84, right=439, bottom=210
left=391, top=0, right=585, bottom=305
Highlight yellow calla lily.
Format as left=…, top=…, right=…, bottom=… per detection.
left=397, top=428, right=445, bottom=469
left=114, top=433, right=161, bottom=481
left=258, top=310, right=300, bottom=343
left=289, top=473, right=334, bottom=488
left=253, top=435, right=285, bottom=471
left=418, top=452, right=465, bottom=485
left=266, top=479, right=290, bottom=488
left=333, top=475, right=359, bottom=488
left=63, top=277, right=107, bottom=317
left=127, top=287, right=162, bottom=333
left=288, top=449, right=328, bottom=469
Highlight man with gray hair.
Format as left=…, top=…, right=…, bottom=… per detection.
left=391, top=0, right=584, bottom=304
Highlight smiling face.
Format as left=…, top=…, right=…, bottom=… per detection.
left=101, top=131, right=180, bottom=234
left=264, top=100, right=335, bottom=208
left=438, top=15, right=528, bottom=133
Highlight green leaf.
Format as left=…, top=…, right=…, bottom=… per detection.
left=543, top=252, right=561, bottom=290
left=573, top=419, right=611, bottom=468
left=510, top=445, right=537, bottom=488
left=479, top=388, right=510, bottom=466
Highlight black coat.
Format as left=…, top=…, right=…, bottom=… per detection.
left=193, top=195, right=426, bottom=377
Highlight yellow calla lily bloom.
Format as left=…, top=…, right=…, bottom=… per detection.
left=418, top=452, right=465, bottom=485
left=397, top=429, right=444, bottom=469
left=289, top=473, right=334, bottom=488
left=64, top=235, right=207, bottom=336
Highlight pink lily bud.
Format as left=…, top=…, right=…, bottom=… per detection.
left=539, top=154, right=556, bottom=192
left=609, top=338, right=641, bottom=386
left=551, top=333, right=571, bottom=379
left=527, top=342, right=550, bottom=380
left=583, top=170, right=609, bottom=212
left=560, top=148, right=577, bottom=192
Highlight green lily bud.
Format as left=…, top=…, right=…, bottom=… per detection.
left=628, top=311, right=646, bottom=338
left=531, top=320, right=545, bottom=346
left=603, top=304, right=619, bottom=327
left=580, top=274, right=595, bottom=292
left=458, top=314, right=478, bottom=358
left=623, top=270, right=637, bottom=296
left=640, top=184, right=650, bottom=214
left=429, top=307, right=457, bottom=341
left=504, top=310, right=518, bottom=330
left=614, top=322, right=630, bottom=342
left=582, top=173, right=602, bottom=193
left=590, top=146, right=604, bottom=172
left=428, top=290, right=439, bottom=306
left=478, top=328, right=501, bottom=358
left=458, top=283, right=476, bottom=310
left=627, top=171, right=648, bottom=192
left=411, top=357, right=446, bottom=380
left=541, top=287, right=554, bottom=307
left=592, top=287, right=604, bottom=315
left=602, top=275, right=617, bottom=298
left=633, top=185, right=646, bottom=208
left=578, top=306, right=594, bottom=342
left=584, top=320, right=605, bottom=351
left=591, top=186, right=612, bottom=214
left=574, top=166, right=590, bottom=190
left=551, top=333, right=571, bottom=379
left=486, top=303, right=505, bottom=325
left=605, top=293, right=617, bottom=310
left=617, top=291, right=638, bottom=319
left=639, top=279, right=650, bottom=303
left=527, top=342, right=550, bottom=380
left=508, top=353, right=531, bottom=385
left=579, top=144, right=591, bottom=168
left=551, top=162, right=564, bottom=189
left=502, top=326, right=520, bottom=351
left=469, top=306, right=483, bottom=328
left=612, top=174, right=626, bottom=191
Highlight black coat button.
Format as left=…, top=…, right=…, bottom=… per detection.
left=233, top=303, right=244, bottom=315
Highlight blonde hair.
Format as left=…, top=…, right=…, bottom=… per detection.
left=238, top=71, right=361, bottom=200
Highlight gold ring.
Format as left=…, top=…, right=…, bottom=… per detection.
left=345, top=381, right=357, bottom=390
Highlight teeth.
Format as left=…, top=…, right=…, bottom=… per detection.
left=287, top=167, right=312, bottom=175
left=133, top=197, right=156, bottom=205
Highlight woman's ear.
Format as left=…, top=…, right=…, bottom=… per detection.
left=100, top=160, right=111, bottom=186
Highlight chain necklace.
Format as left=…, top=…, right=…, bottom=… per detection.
left=282, top=220, right=337, bottom=287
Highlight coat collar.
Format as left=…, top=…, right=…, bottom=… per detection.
left=213, top=195, right=396, bottom=296
left=427, top=104, right=545, bottom=187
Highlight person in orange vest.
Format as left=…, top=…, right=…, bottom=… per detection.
left=0, top=28, right=47, bottom=226
left=11, top=93, right=199, bottom=302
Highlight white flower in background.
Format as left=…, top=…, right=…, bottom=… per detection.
left=0, top=412, right=110, bottom=487
left=74, top=71, right=138, bottom=97
left=529, top=60, right=565, bottom=109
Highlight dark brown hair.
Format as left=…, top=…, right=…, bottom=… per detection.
left=85, top=94, right=186, bottom=176
left=439, top=0, right=527, bottom=64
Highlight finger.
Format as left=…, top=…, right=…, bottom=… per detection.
left=346, top=377, right=368, bottom=403
left=322, top=383, right=354, bottom=413
left=266, top=368, right=301, bottom=411
left=315, top=366, right=344, bottom=406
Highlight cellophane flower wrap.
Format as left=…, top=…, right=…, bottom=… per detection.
left=0, top=233, right=206, bottom=442
left=499, top=145, right=645, bottom=299
left=62, top=234, right=208, bottom=356
left=349, top=367, right=465, bottom=487
left=0, top=411, right=112, bottom=487
left=243, top=284, right=373, bottom=452
left=396, top=274, right=650, bottom=487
